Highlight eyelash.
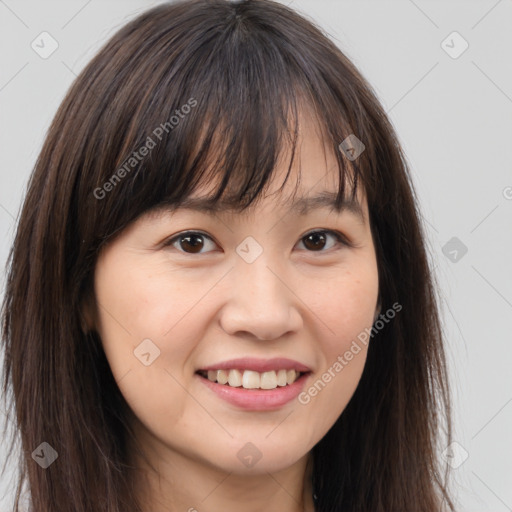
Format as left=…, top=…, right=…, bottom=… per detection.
left=163, top=229, right=351, bottom=255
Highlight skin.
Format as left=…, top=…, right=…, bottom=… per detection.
left=88, top=111, right=380, bottom=512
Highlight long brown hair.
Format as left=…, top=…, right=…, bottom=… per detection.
left=1, top=0, right=455, bottom=510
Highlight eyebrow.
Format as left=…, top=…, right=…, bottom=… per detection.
left=284, top=192, right=365, bottom=221
left=151, top=191, right=366, bottom=223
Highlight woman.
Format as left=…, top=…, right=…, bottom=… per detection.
left=1, top=0, right=455, bottom=510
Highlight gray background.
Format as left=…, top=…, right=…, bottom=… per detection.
left=1, top=0, right=511, bottom=510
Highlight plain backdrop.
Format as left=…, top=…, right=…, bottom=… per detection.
left=1, top=1, right=511, bottom=510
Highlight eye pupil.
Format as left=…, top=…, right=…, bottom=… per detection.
left=303, top=232, right=326, bottom=251
left=171, top=230, right=341, bottom=255
left=181, top=234, right=204, bottom=253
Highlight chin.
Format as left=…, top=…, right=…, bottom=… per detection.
left=206, top=438, right=310, bottom=474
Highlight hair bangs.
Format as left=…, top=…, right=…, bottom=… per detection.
left=93, top=3, right=363, bottom=240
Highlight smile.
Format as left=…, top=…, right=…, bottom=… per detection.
left=196, top=368, right=304, bottom=390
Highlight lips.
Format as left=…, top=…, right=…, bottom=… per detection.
left=196, top=366, right=311, bottom=411
left=195, top=357, right=312, bottom=401
left=197, top=357, right=312, bottom=373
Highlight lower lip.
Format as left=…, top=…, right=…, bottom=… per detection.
left=197, top=372, right=310, bottom=411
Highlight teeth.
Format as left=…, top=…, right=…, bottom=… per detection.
left=277, top=369, right=287, bottom=387
left=217, top=369, right=229, bottom=385
left=203, top=369, right=302, bottom=389
left=260, top=371, right=277, bottom=389
left=228, top=369, right=242, bottom=387
left=286, top=369, right=296, bottom=385
left=242, top=370, right=260, bottom=389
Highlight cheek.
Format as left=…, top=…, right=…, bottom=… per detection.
left=92, top=259, right=202, bottom=437
left=94, top=256, right=215, bottom=358
left=94, top=262, right=178, bottom=336
left=307, top=259, right=379, bottom=355
left=295, top=259, right=378, bottom=432
left=93, top=257, right=226, bottom=420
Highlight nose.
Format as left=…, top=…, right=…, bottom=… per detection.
left=218, top=256, right=303, bottom=341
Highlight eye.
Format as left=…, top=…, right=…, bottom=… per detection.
left=296, top=229, right=349, bottom=252
left=165, top=231, right=218, bottom=254
left=164, top=229, right=350, bottom=255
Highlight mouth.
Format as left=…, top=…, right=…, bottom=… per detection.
left=195, top=357, right=312, bottom=409
left=196, top=368, right=309, bottom=390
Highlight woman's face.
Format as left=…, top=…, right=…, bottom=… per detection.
left=91, top=116, right=379, bottom=477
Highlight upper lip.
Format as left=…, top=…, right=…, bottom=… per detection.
left=198, top=357, right=311, bottom=373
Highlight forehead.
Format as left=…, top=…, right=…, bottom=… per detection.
left=213, top=103, right=359, bottom=189
left=145, top=104, right=368, bottom=224
left=147, top=163, right=367, bottom=226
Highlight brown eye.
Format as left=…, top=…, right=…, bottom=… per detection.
left=298, top=230, right=347, bottom=252
left=179, top=234, right=204, bottom=253
left=166, top=232, right=217, bottom=254
left=165, top=229, right=348, bottom=255
left=303, top=232, right=327, bottom=251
